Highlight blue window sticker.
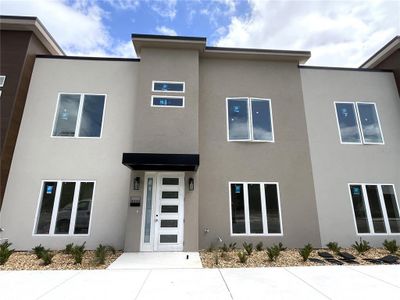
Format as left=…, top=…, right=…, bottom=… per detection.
left=235, top=185, right=241, bottom=193
left=352, top=187, right=361, bottom=195
left=233, top=106, right=240, bottom=113
left=46, top=185, right=53, bottom=194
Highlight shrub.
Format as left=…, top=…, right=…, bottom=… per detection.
left=71, top=242, right=86, bottom=264
left=106, top=245, right=116, bottom=255
left=220, top=243, right=229, bottom=252
left=352, top=238, right=370, bottom=254
left=228, top=242, right=237, bottom=251
left=299, top=243, right=313, bottom=261
left=243, top=242, right=253, bottom=256
left=237, top=251, right=248, bottom=264
left=0, top=241, right=14, bottom=265
left=95, top=244, right=107, bottom=265
left=278, top=242, right=287, bottom=252
left=383, top=239, right=398, bottom=254
left=32, top=244, right=45, bottom=259
left=256, top=242, right=263, bottom=251
left=64, top=243, right=74, bottom=255
left=326, top=242, right=341, bottom=254
left=40, top=249, right=54, bottom=266
left=266, top=244, right=281, bottom=261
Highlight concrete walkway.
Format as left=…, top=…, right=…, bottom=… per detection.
left=0, top=265, right=399, bottom=299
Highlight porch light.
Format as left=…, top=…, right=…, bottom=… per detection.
left=188, top=178, right=194, bottom=191
left=133, top=177, right=140, bottom=190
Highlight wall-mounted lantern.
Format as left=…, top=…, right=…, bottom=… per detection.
left=188, top=177, right=194, bottom=191
left=133, top=177, right=140, bottom=190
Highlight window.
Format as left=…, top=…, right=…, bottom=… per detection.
left=34, top=181, right=95, bottom=235
left=349, top=184, right=400, bottom=234
left=226, top=98, right=274, bottom=142
left=0, top=75, right=5, bottom=87
left=335, top=102, right=383, bottom=144
left=152, top=81, right=185, bottom=93
left=52, top=93, right=106, bottom=137
left=151, top=96, right=184, bottom=108
left=229, top=182, right=282, bottom=235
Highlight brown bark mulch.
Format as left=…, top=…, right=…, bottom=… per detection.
left=0, top=251, right=122, bottom=270
left=200, top=247, right=398, bottom=268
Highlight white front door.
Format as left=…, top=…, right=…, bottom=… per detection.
left=140, top=172, right=184, bottom=251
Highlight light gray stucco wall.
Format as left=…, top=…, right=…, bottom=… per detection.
left=301, top=68, right=400, bottom=247
left=198, top=58, right=321, bottom=249
left=0, top=58, right=138, bottom=250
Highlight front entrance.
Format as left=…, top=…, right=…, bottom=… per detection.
left=140, top=172, right=184, bottom=251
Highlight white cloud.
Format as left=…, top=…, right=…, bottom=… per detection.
left=0, top=0, right=136, bottom=58
left=148, top=0, right=177, bottom=20
left=216, top=0, right=400, bottom=67
left=156, top=26, right=177, bottom=36
left=104, top=0, right=140, bottom=10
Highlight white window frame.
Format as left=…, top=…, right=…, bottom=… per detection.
left=152, top=80, right=185, bottom=93
left=228, top=181, right=283, bottom=236
left=334, top=101, right=384, bottom=145
left=348, top=183, right=400, bottom=235
left=0, top=75, right=5, bottom=87
left=151, top=95, right=185, bottom=108
left=226, top=97, right=274, bottom=143
left=51, top=92, right=107, bottom=139
left=33, top=180, right=96, bottom=236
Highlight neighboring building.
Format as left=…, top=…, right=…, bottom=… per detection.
left=0, top=16, right=64, bottom=208
left=0, top=24, right=399, bottom=251
left=360, top=36, right=400, bottom=94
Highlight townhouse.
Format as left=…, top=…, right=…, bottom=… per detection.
left=0, top=17, right=399, bottom=251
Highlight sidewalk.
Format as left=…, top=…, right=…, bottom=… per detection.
left=0, top=265, right=399, bottom=300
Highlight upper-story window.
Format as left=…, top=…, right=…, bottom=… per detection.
left=52, top=93, right=106, bottom=138
left=226, top=97, right=274, bottom=142
left=151, top=81, right=185, bottom=108
left=152, top=81, right=185, bottom=93
left=335, top=101, right=384, bottom=144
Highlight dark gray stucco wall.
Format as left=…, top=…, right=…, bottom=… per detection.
left=301, top=68, right=400, bottom=247
left=198, top=58, right=321, bottom=249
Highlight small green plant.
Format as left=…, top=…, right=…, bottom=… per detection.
left=237, top=251, right=248, bottom=264
left=299, top=243, right=313, bottom=261
left=0, top=241, right=14, bottom=265
left=40, top=249, right=54, bottom=266
left=106, top=245, right=116, bottom=255
left=243, top=242, right=253, bottom=256
left=228, top=242, right=237, bottom=251
left=220, top=243, right=229, bottom=252
left=352, top=238, right=370, bottom=254
left=326, top=242, right=341, bottom=254
left=266, top=244, right=281, bottom=261
left=32, top=244, right=45, bottom=259
left=383, top=239, right=398, bottom=254
left=64, top=243, right=74, bottom=255
left=71, top=242, right=86, bottom=264
left=214, top=253, right=219, bottom=265
left=278, top=242, right=287, bottom=251
left=207, top=243, right=215, bottom=252
left=256, top=242, right=263, bottom=251
left=95, top=244, right=107, bottom=265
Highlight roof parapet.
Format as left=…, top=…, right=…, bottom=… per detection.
left=360, top=36, right=400, bottom=69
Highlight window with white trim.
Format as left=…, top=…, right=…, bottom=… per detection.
left=151, top=81, right=185, bottom=108
left=230, top=182, right=282, bottom=235
left=34, top=181, right=95, bottom=235
left=335, top=102, right=384, bottom=144
left=0, top=75, right=5, bottom=87
left=349, top=184, right=400, bottom=234
left=151, top=95, right=185, bottom=107
left=52, top=93, right=106, bottom=137
left=152, top=81, right=185, bottom=93
left=226, top=98, right=274, bottom=142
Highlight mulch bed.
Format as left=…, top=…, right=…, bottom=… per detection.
left=200, top=247, right=398, bottom=268
left=0, top=251, right=122, bottom=270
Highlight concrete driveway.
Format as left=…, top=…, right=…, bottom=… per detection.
left=0, top=265, right=399, bottom=299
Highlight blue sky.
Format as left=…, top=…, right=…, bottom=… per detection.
left=1, top=0, right=399, bottom=66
